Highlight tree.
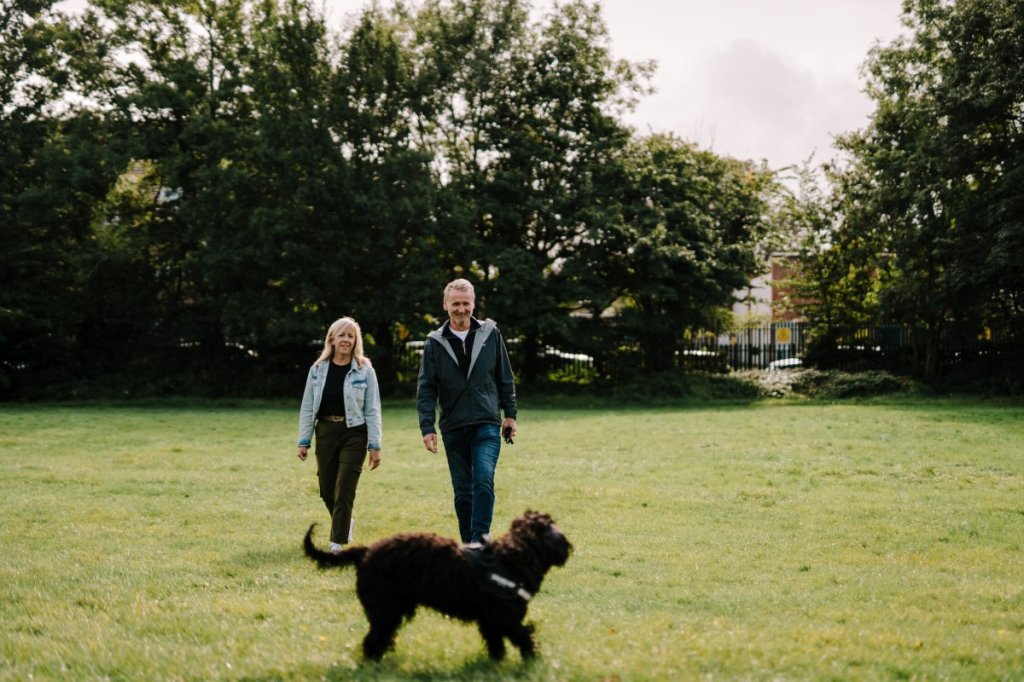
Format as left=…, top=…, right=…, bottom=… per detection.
left=775, top=163, right=884, bottom=367
left=1, top=0, right=788, bottom=396
left=75, top=0, right=285, bottom=391
left=313, top=4, right=441, bottom=391
left=1, top=0, right=61, bottom=392
left=833, top=0, right=1024, bottom=378
left=570, top=133, right=773, bottom=372
left=406, top=0, right=649, bottom=380
left=1, top=0, right=116, bottom=394
left=939, top=0, right=1024, bottom=352
left=66, top=0, right=351, bottom=392
left=216, top=0, right=345, bottom=387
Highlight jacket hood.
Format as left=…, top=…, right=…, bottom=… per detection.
left=427, top=317, right=496, bottom=342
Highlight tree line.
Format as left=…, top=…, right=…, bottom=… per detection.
left=789, top=0, right=1024, bottom=387
left=2, top=0, right=1021, bottom=399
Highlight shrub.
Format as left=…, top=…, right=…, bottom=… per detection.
left=733, top=368, right=805, bottom=399
left=791, top=369, right=915, bottom=398
left=735, top=368, right=919, bottom=400
left=611, top=371, right=761, bottom=402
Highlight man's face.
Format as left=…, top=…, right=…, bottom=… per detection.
left=443, top=290, right=475, bottom=329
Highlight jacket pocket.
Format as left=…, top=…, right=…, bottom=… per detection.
left=349, top=379, right=367, bottom=416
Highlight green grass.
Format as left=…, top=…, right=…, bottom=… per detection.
left=1, top=399, right=1022, bottom=680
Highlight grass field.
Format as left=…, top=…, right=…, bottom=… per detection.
left=1, top=398, right=1022, bottom=680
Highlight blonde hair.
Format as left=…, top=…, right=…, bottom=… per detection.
left=443, top=278, right=475, bottom=301
left=317, top=317, right=370, bottom=367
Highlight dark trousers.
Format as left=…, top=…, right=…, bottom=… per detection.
left=441, top=423, right=501, bottom=543
left=314, top=420, right=368, bottom=544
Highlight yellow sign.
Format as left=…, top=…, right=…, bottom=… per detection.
left=775, top=327, right=792, bottom=344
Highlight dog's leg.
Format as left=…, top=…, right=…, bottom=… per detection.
left=477, top=620, right=507, bottom=661
left=362, top=610, right=402, bottom=661
left=507, top=622, right=536, bottom=660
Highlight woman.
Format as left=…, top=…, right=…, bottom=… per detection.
left=297, top=317, right=382, bottom=553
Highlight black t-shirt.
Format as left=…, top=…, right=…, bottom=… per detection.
left=318, top=361, right=350, bottom=418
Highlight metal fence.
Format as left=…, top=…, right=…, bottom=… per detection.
left=398, top=323, right=811, bottom=379
left=398, top=323, right=1003, bottom=381
left=681, top=322, right=808, bottom=371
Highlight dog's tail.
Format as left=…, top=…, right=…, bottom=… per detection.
left=303, top=523, right=368, bottom=570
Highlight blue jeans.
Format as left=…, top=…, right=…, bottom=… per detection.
left=441, top=423, right=501, bottom=543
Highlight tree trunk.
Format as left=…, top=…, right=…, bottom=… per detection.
left=642, top=331, right=676, bottom=373
left=517, top=331, right=541, bottom=384
left=372, top=321, right=398, bottom=395
left=923, top=317, right=944, bottom=380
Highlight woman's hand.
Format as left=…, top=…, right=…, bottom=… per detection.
left=368, top=448, right=382, bottom=470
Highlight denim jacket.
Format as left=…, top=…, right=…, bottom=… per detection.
left=297, top=359, right=382, bottom=450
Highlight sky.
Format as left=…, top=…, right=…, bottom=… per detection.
left=321, top=0, right=908, bottom=172
left=588, top=0, right=907, bottom=170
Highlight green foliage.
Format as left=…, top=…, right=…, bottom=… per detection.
left=304, top=3, right=441, bottom=391
left=611, top=370, right=762, bottom=402
left=567, top=134, right=774, bottom=372
left=828, top=0, right=1024, bottom=378
left=932, top=351, right=1024, bottom=397
left=9, top=0, right=1022, bottom=399
left=405, top=0, right=650, bottom=382
left=529, top=369, right=761, bottom=406
left=790, top=368, right=916, bottom=399
left=739, top=367, right=920, bottom=400
left=2, top=401, right=1023, bottom=679
left=774, top=163, right=882, bottom=345
left=0, top=1, right=118, bottom=393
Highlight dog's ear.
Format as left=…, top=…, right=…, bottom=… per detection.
left=511, top=510, right=550, bottom=538
left=521, top=510, right=550, bottom=528
left=512, top=511, right=572, bottom=567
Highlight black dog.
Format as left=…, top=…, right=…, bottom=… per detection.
left=303, top=510, right=572, bottom=661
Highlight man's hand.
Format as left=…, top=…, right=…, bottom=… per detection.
left=501, top=418, right=517, bottom=443
left=423, top=433, right=438, bottom=454
left=297, top=446, right=309, bottom=461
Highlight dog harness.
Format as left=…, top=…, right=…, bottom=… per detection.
left=462, top=539, right=532, bottom=602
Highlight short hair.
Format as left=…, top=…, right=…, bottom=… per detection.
left=317, top=317, right=371, bottom=367
left=443, top=278, right=475, bottom=301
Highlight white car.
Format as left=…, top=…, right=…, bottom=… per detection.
left=767, top=357, right=803, bottom=370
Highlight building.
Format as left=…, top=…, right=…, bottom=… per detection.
left=732, top=254, right=809, bottom=324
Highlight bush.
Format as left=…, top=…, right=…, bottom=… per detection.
left=733, top=368, right=804, bottom=399
left=932, top=351, right=1024, bottom=396
left=611, top=371, right=761, bottom=402
left=791, top=369, right=916, bottom=398
left=531, top=368, right=921, bottom=404
left=736, top=368, right=918, bottom=400
left=525, top=371, right=761, bottom=406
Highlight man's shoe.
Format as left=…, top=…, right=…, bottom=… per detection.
left=328, top=542, right=343, bottom=554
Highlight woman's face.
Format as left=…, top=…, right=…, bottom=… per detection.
left=332, top=327, right=356, bottom=357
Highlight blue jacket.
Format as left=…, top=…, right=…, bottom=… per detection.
left=417, top=318, right=517, bottom=436
left=297, top=359, right=382, bottom=450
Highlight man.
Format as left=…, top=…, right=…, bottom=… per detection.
left=417, top=278, right=518, bottom=543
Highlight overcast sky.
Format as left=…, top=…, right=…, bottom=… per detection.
left=321, top=0, right=908, bottom=171
left=589, top=0, right=907, bottom=170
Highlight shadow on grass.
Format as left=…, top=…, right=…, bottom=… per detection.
left=228, top=546, right=305, bottom=569
left=247, top=654, right=544, bottom=681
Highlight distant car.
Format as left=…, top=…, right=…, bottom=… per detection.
left=767, top=357, right=803, bottom=370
